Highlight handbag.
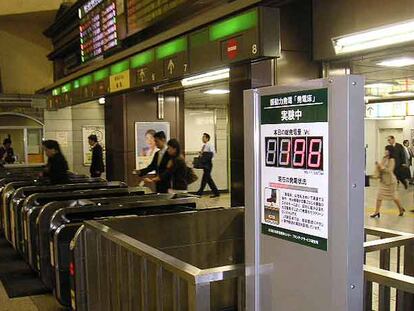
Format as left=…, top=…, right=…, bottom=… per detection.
left=193, top=156, right=203, bottom=169
left=186, top=166, right=199, bottom=185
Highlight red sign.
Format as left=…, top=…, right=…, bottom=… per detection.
left=227, top=38, right=239, bottom=60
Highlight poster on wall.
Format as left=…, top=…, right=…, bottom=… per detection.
left=135, top=122, right=170, bottom=170
left=82, top=126, right=106, bottom=166
left=260, top=88, right=329, bottom=251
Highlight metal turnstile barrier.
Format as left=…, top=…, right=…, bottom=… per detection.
left=70, top=208, right=245, bottom=311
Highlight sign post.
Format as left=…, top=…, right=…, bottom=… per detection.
left=244, top=76, right=364, bottom=310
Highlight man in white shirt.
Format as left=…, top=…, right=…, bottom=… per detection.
left=196, top=133, right=220, bottom=197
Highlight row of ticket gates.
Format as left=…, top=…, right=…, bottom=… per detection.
left=0, top=165, right=244, bottom=310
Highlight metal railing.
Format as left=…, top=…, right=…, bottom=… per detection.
left=364, top=226, right=414, bottom=311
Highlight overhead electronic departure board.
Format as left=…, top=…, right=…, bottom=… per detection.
left=79, top=0, right=118, bottom=63
left=126, top=0, right=188, bottom=35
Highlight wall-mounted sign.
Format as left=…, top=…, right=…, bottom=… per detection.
left=365, top=101, right=406, bottom=119
left=260, top=88, right=329, bottom=250
left=79, top=0, right=118, bottom=63
left=82, top=126, right=106, bottom=166
left=49, top=7, right=281, bottom=105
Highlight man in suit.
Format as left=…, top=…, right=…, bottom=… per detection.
left=137, top=131, right=170, bottom=193
left=88, top=134, right=105, bottom=178
left=388, top=136, right=408, bottom=189
left=195, top=133, right=220, bottom=198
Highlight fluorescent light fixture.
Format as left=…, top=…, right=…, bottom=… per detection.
left=364, top=82, right=396, bottom=88
left=377, top=57, right=414, bottom=67
left=98, top=97, right=106, bottom=104
left=364, top=95, right=382, bottom=101
left=388, top=91, right=414, bottom=97
left=332, top=19, right=414, bottom=54
left=364, top=116, right=405, bottom=120
left=182, top=68, right=229, bottom=87
left=204, top=89, right=230, bottom=95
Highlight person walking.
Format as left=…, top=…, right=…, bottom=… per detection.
left=370, top=145, right=405, bottom=218
left=137, top=131, right=170, bottom=193
left=195, top=133, right=220, bottom=198
left=42, top=140, right=70, bottom=184
left=0, top=138, right=15, bottom=164
left=403, top=140, right=412, bottom=181
left=387, top=136, right=408, bottom=189
left=145, top=139, right=188, bottom=192
left=88, top=134, right=104, bottom=178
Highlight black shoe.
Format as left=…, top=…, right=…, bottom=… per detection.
left=210, top=194, right=220, bottom=198
left=370, top=213, right=380, bottom=218
left=195, top=192, right=202, bottom=196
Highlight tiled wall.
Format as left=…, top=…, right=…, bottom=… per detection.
left=44, top=101, right=105, bottom=176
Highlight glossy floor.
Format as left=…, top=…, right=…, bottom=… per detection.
left=0, top=184, right=413, bottom=311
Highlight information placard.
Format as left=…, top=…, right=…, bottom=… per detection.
left=260, top=88, right=329, bottom=250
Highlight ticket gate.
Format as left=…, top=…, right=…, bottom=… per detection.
left=8, top=181, right=123, bottom=249
left=47, top=194, right=197, bottom=306
left=25, top=187, right=146, bottom=268
left=70, top=207, right=243, bottom=311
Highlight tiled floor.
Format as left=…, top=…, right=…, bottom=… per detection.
left=0, top=183, right=413, bottom=311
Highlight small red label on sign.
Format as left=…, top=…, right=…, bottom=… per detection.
left=227, top=39, right=239, bottom=60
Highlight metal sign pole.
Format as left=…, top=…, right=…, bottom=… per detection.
left=244, top=76, right=364, bottom=311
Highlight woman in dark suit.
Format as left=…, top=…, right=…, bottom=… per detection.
left=144, top=139, right=187, bottom=192
left=42, top=140, right=70, bottom=184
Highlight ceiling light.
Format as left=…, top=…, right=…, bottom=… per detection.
left=364, top=82, right=396, bottom=88
left=377, top=57, right=414, bottom=67
left=182, top=68, right=229, bottom=87
left=204, top=89, right=230, bottom=95
left=332, top=19, right=414, bottom=54
left=364, top=95, right=382, bottom=102
left=388, top=91, right=414, bottom=97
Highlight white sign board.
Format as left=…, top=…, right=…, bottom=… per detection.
left=260, top=88, right=329, bottom=250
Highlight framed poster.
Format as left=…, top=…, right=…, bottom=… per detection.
left=135, top=122, right=170, bottom=170
left=82, top=126, right=106, bottom=166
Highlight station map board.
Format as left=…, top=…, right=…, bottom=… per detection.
left=260, top=89, right=329, bottom=250
left=79, top=0, right=119, bottom=63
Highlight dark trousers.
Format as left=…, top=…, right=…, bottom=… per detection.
left=198, top=167, right=219, bottom=195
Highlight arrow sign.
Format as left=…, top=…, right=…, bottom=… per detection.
left=139, top=69, right=146, bottom=82
left=167, top=59, right=175, bottom=75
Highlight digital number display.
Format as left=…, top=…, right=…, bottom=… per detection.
left=265, top=136, right=323, bottom=170
left=79, top=0, right=118, bottom=63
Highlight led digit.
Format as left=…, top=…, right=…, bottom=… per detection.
left=279, top=138, right=291, bottom=166
left=308, top=138, right=323, bottom=169
left=293, top=138, right=306, bottom=168
left=265, top=138, right=277, bottom=166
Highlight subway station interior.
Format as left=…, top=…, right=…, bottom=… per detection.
left=0, top=0, right=414, bottom=310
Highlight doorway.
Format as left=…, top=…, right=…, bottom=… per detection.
left=0, top=114, right=44, bottom=164
left=377, top=128, right=403, bottom=159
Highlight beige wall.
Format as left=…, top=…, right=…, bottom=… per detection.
left=0, top=0, right=63, bottom=16
left=313, top=0, right=414, bottom=60
left=0, top=12, right=54, bottom=94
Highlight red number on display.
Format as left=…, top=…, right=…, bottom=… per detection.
left=279, top=139, right=291, bottom=166
left=308, top=138, right=322, bottom=168
left=266, top=139, right=277, bottom=166
left=293, top=138, right=306, bottom=167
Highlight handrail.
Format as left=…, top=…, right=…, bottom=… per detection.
left=364, top=265, right=414, bottom=294
left=364, top=235, right=414, bottom=253
left=365, top=226, right=412, bottom=238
